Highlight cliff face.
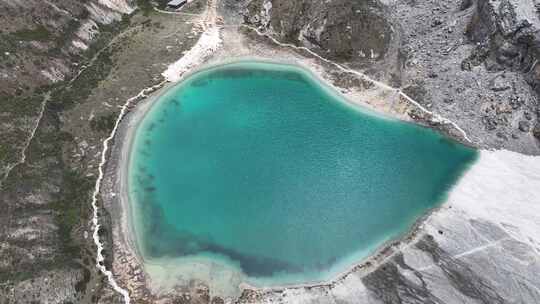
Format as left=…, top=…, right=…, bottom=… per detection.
left=244, top=0, right=396, bottom=66
left=465, top=0, right=540, bottom=140
left=467, top=0, right=540, bottom=95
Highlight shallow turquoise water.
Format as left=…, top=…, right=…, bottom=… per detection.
left=129, top=61, right=477, bottom=286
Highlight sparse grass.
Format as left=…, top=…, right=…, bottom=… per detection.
left=0, top=8, right=154, bottom=295
left=137, top=0, right=154, bottom=16
left=12, top=25, right=51, bottom=41
left=0, top=34, right=19, bottom=54
left=83, top=16, right=131, bottom=61
left=0, top=128, right=28, bottom=164
left=90, top=112, right=119, bottom=133
left=51, top=168, right=94, bottom=259
left=155, top=0, right=170, bottom=9
left=0, top=8, right=192, bottom=294
left=48, top=14, right=134, bottom=111
left=47, top=19, right=82, bottom=58
left=49, top=49, right=114, bottom=111
left=0, top=92, right=44, bottom=116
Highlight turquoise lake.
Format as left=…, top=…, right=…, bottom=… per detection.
left=128, top=61, right=477, bottom=286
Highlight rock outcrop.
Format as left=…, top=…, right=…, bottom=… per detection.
left=466, top=0, right=540, bottom=90
left=466, top=0, right=540, bottom=142
left=244, top=0, right=397, bottom=68
left=0, top=1, right=134, bottom=303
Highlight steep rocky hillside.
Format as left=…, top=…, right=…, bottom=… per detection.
left=0, top=1, right=136, bottom=303
left=244, top=0, right=401, bottom=80
left=0, top=0, right=207, bottom=301
left=466, top=0, right=540, bottom=104
left=0, top=0, right=133, bottom=180
left=0, top=0, right=133, bottom=94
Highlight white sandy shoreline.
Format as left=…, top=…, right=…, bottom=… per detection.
left=113, top=58, right=480, bottom=300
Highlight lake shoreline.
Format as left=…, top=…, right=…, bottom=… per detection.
left=103, top=9, right=485, bottom=300
left=99, top=2, right=540, bottom=303
left=109, top=59, right=478, bottom=301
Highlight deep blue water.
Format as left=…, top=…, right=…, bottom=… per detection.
left=128, top=61, right=477, bottom=285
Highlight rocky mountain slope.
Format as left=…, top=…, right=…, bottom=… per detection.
left=0, top=0, right=133, bottom=183
left=467, top=0, right=540, bottom=132
left=244, top=0, right=400, bottom=81
left=0, top=0, right=132, bottom=95
left=244, top=0, right=540, bottom=154
left=0, top=0, right=209, bottom=300
left=0, top=1, right=135, bottom=303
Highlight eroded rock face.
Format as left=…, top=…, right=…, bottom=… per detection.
left=0, top=1, right=135, bottom=303
left=466, top=0, right=540, bottom=94
left=462, top=0, right=540, bottom=147
left=244, top=0, right=395, bottom=63
left=0, top=0, right=134, bottom=94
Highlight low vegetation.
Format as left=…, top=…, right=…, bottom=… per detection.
left=11, top=25, right=52, bottom=41
left=90, top=112, right=119, bottom=133
left=137, top=0, right=154, bottom=16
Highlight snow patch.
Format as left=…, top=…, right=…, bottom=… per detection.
left=162, top=27, right=222, bottom=82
